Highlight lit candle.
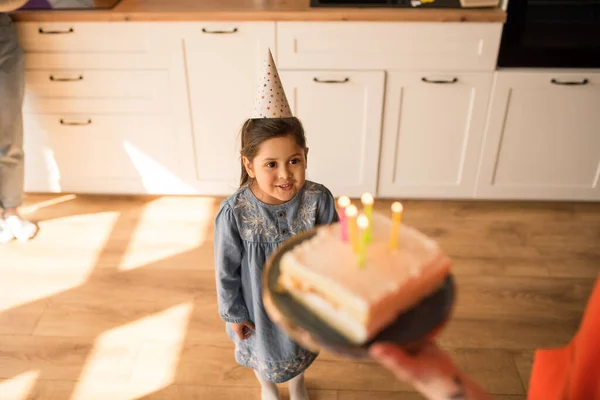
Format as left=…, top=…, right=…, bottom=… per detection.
left=357, top=214, right=369, bottom=268
left=389, top=201, right=403, bottom=250
left=361, top=193, right=374, bottom=243
left=337, top=196, right=351, bottom=242
left=345, top=204, right=359, bottom=253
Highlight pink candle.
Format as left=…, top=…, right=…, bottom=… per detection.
left=337, top=196, right=351, bottom=242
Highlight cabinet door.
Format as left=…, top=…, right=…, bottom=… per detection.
left=23, top=115, right=183, bottom=195
left=278, top=70, right=385, bottom=198
left=183, top=22, right=275, bottom=195
left=277, top=22, right=502, bottom=72
left=378, top=71, right=493, bottom=199
left=477, top=71, right=600, bottom=201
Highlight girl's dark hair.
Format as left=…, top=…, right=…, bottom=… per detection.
left=239, top=117, right=307, bottom=187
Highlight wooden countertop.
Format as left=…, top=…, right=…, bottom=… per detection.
left=10, top=0, right=506, bottom=23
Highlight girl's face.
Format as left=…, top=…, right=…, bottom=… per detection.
left=243, top=134, right=307, bottom=205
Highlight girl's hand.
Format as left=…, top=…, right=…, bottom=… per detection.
left=231, top=321, right=255, bottom=340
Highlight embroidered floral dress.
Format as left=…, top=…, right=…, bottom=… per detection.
left=214, top=180, right=339, bottom=383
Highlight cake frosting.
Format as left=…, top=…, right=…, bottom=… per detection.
left=278, top=211, right=451, bottom=344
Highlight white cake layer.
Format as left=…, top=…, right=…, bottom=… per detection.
left=278, top=211, right=451, bottom=344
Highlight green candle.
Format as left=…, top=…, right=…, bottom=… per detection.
left=357, top=214, right=369, bottom=268
left=361, top=193, right=374, bottom=243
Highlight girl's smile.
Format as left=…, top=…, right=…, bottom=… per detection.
left=244, top=134, right=307, bottom=205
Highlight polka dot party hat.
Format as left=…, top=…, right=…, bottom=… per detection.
left=251, top=48, right=293, bottom=119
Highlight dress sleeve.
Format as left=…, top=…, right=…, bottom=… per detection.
left=213, top=201, right=250, bottom=323
left=316, top=185, right=340, bottom=226
left=528, top=276, right=600, bottom=400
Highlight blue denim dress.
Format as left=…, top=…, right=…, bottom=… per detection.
left=214, top=180, right=339, bottom=383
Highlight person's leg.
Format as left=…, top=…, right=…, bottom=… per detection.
left=288, top=373, right=310, bottom=400
left=0, top=14, right=37, bottom=243
left=254, top=370, right=281, bottom=400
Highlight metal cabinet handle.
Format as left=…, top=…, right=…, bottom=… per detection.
left=551, top=78, right=589, bottom=86
left=60, top=118, right=92, bottom=126
left=421, top=77, right=459, bottom=84
left=202, top=28, right=238, bottom=34
left=50, top=74, right=83, bottom=82
left=38, top=27, right=74, bottom=34
left=313, top=77, right=350, bottom=84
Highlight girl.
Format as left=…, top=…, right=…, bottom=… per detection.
left=214, top=116, right=339, bottom=400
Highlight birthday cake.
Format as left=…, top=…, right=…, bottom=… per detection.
left=277, top=198, right=452, bottom=345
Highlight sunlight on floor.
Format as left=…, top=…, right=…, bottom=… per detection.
left=19, top=194, right=77, bottom=216
left=0, top=193, right=220, bottom=399
left=70, top=302, right=194, bottom=400
left=0, top=370, right=40, bottom=400
left=118, top=196, right=216, bottom=271
left=0, top=211, right=121, bottom=310
left=44, top=148, right=62, bottom=193
left=123, top=140, right=199, bottom=195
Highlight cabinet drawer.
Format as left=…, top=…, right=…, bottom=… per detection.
left=15, top=22, right=148, bottom=53
left=24, top=70, right=169, bottom=98
left=23, top=70, right=171, bottom=114
left=16, top=22, right=179, bottom=69
left=277, top=22, right=502, bottom=71
left=23, top=97, right=170, bottom=115
left=23, top=115, right=178, bottom=188
left=22, top=52, right=174, bottom=70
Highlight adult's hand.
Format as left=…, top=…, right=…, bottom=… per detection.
left=369, top=340, right=493, bottom=400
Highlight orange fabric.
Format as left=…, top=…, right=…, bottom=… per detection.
left=528, top=275, right=600, bottom=400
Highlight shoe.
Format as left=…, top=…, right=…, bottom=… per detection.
left=3, top=215, right=38, bottom=242
left=0, top=218, right=15, bottom=244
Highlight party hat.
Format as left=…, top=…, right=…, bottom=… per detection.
left=251, top=48, right=293, bottom=119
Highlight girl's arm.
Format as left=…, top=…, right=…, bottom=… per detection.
left=316, top=186, right=340, bottom=226
left=214, top=201, right=250, bottom=324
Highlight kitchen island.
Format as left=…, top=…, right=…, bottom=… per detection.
left=8, top=1, right=600, bottom=202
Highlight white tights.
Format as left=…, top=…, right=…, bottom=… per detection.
left=254, top=370, right=280, bottom=400
left=254, top=371, right=310, bottom=400
left=288, top=373, right=310, bottom=400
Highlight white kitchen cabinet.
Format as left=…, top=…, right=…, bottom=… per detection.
left=278, top=70, right=385, bottom=198
left=23, top=115, right=184, bottom=194
left=16, top=22, right=147, bottom=53
left=20, top=23, right=194, bottom=195
left=182, top=22, right=276, bottom=195
left=276, top=22, right=502, bottom=72
left=476, top=70, right=600, bottom=201
left=378, top=71, right=494, bottom=199
left=15, top=22, right=176, bottom=69
left=23, top=69, right=171, bottom=114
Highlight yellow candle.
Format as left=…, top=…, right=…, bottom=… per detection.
left=357, top=214, right=369, bottom=268
left=345, top=204, right=359, bottom=253
left=389, top=201, right=403, bottom=250
left=361, top=192, right=374, bottom=243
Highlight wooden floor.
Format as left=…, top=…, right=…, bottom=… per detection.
left=0, top=193, right=598, bottom=400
